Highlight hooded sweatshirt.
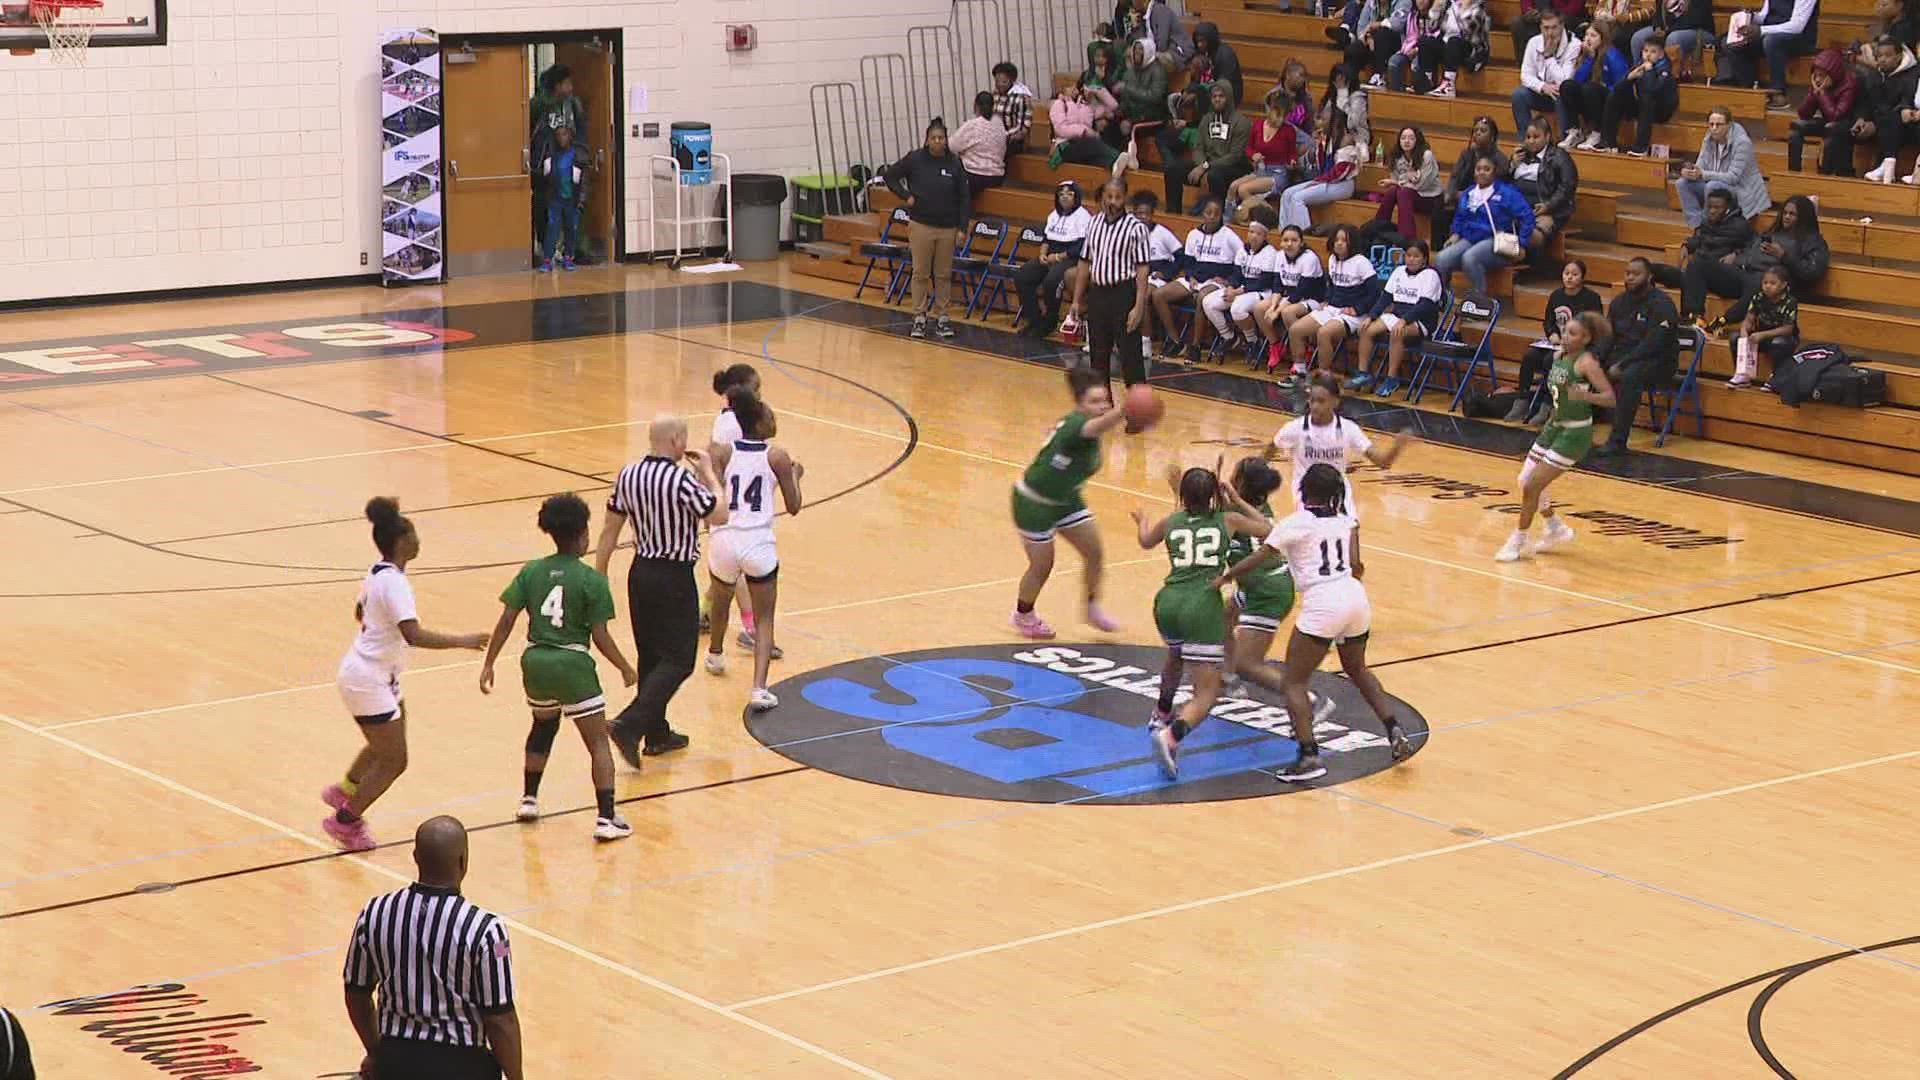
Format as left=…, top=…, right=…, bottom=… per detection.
left=1197, top=86, right=1252, bottom=170
left=1694, top=122, right=1771, bottom=221
left=1117, top=39, right=1170, bottom=121
left=1146, top=0, right=1194, bottom=66
left=1799, top=48, right=1859, bottom=124
left=1193, top=22, right=1244, bottom=106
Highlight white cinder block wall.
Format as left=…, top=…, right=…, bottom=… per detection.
left=0, top=0, right=967, bottom=305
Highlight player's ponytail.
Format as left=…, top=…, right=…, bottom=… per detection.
left=713, top=362, right=759, bottom=396
left=364, top=496, right=412, bottom=558
left=727, top=387, right=772, bottom=439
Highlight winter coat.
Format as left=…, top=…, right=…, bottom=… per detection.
left=1450, top=180, right=1536, bottom=245
left=1506, top=145, right=1577, bottom=223
left=1799, top=48, right=1859, bottom=124
left=1681, top=210, right=1755, bottom=262
left=1736, top=227, right=1831, bottom=288
left=948, top=116, right=1008, bottom=178
left=1051, top=95, right=1100, bottom=143
left=1193, top=22, right=1244, bottom=105
left=1693, top=123, right=1770, bottom=221
left=1116, top=54, right=1170, bottom=121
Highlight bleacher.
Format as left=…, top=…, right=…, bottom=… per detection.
left=791, top=0, right=1920, bottom=476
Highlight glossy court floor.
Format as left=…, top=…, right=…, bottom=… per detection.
left=3, top=263, right=1919, bottom=1078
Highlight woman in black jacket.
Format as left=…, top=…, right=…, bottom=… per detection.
left=885, top=118, right=974, bottom=339
left=1505, top=117, right=1577, bottom=252
left=1708, top=194, right=1831, bottom=328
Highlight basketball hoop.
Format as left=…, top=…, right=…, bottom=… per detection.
left=26, top=0, right=103, bottom=65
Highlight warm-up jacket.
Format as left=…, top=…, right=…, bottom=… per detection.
left=884, top=147, right=971, bottom=229
left=1681, top=209, right=1755, bottom=262
left=1505, top=145, right=1577, bottom=224
left=1606, top=283, right=1681, bottom=371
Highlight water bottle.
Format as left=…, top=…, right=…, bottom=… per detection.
left=1374, top=137, right=1385, bottom=164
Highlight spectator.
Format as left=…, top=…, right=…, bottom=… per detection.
left=1163, top=82, right=1252, bottom=214
left=1086, top=33, right=1118, bottom=86
left=1275, top=59, right=1319, bottom=143
left=1509, top=258, right=1605, bottom=422
left=884, top=119, right=973, bottom=339
left=1085, top=43, right=1124, bottom=129
left=1512, top=11, right=1581, bottom=141
left=1318, top=62, right=1372, bottom=157
left=344, top=816, right=523, bottom=1080
left=1152, top=195, right=1247, bottom=362
left=1595, top=256, right=1681, bottom=456
left=535, top=126, right=589, bottom=273
left=1790, top=47, right=1860, bottom=174
left=1364, top=124, right=1442, bottom=243
left=1154, top=85, right=1207, bottom=195
left=950, top=92, right=1009, bottom=196
left=1436, top=115, right=1509, bottom=242
left=1051, top=79, right=1123, bottom=169
left=529, top=64, right=587, bottom=164
left=1015, top=181, right=1094, bottom=338
left=1597, top=31, right=1681, bottom=154
left=1869, top=0, right=1920, bottom=55
left=1435, top=154, right=1535, bottom=294
left=1114, top=37, right=1169, bottom=159
left=1335, top=0, right=1413, bottom=87
left=1559, top=20, right=1631, bottom=150
left=1277, top=115, right=1364, bottom=232
left=1707, top=194, right=1830, bottom=325
left=1428, top=0, right=1493, bottom=97
left=1653, top=187, right=1755, bottom=320
left=1134, top=0, right=1195, bottom=68
left=1, top=1006, right=31, bottom=1080
left=1350, top=239, right=1446, bottom=396
left=1509, top=0, right=1586, bottom=62
left=1590, top=0, right=1656, bottom=56
left=1717, top=0, right=1818, bottom=110
left=991, top=62, right=1035, bottom=154
left=1393, top=0, right=1448, bottom=92
left=1676, top=106, right=1769, bottom=225
left=1634, top=0, right=1715, bottom=80
left=1728, top=265, right=1800, bottom=387
left=1226, top=87, right=1304, bottom=221
left=1193, top=22, right=1245, bottom=105
left=1859, top=36, right=1920, bottom=182
left=1507, top=117, right=1578, bottom=252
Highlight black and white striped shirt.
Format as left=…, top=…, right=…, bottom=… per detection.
left=343, top=884, right=514, bottom=1047
left=609, top=455, right=717, bottom=562
left=1080, top=209, right=1151, bottom=286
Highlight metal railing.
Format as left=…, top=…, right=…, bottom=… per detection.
left=808, top=82, right=866, bottom=217
left=905, top=24, right=962, bottom=133
left=858, top=53, right=913, bottom=171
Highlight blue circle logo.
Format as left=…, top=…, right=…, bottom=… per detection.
left=745, top=643, right=1428, bottom=804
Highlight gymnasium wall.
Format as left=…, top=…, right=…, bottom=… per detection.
left=0, top=0, right=956, bottom=305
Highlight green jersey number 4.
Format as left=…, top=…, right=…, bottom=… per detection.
left=540, top=584, right=566, bottom=628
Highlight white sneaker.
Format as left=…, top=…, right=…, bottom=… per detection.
left=1494, top=531, right=1531, bottom=563
left=1578, top=132, right=1603, bottom=150
left=1867, top=159, right=1896, bottom=183
left=515, top=796, right=539, bottom=822
left=1366, top=73, right=1385, bottom=88
left=1150, top=717, right=1180, bottom=779
left=593, top=816, right=633, bottom=842
left=1428, top=78, right=1455, bottom=98
left=1905, top=170, right=1920, bottom=186
left=748, top=687, right=779, bottom=711
left=1558, top=128, right=1583, bottom=149
left=1537, top=517, right=1577, bottom=552
left=704, top=651, right=726, bottom=675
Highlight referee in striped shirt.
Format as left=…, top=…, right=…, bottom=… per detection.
left=344, top=816, right=522, bottom=1080
left=596, top=413, right=727, bottom=766
left=1076, top=178, right=1153, bottom=389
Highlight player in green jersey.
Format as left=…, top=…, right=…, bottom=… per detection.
left=480, top=494, right=639, bottom=842
left=1132, top=464, right=1272, bottom=779
left=1011, top=367, right=1136, bottom=639
left=1496, top=311, right=1616, bottom=563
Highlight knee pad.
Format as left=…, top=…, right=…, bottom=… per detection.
left=524, top=715, right=562, bottom=755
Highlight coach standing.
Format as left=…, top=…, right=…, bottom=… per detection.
left=1076, top=178, right=1152, bottom=390
left=597, top=414, right=727, bottom=766
left=343, top=816, right=521, bottom=1080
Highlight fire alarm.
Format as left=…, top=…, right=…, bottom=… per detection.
left=724, top=24, right=756, bottom=51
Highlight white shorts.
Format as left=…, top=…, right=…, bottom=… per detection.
left=337, top=655, right=402, bottom=722
left=1308, top=307, right=1364, bottom=333
left=710, top=526, right=779, bottom=584
left=1229, top=291, right=1270, bottom=321
left=1295, top=578, right=1371, bottom=644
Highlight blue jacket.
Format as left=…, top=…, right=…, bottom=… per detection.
left=1572, top=48, right=1631, bottom=90
left=1450, top=181, right=1536, bottom=246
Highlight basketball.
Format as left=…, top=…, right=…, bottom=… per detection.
left=1123, top=384, right=1163, bottom=430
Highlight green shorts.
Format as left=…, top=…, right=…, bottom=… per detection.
left=1011, top=484, right=1092, bottom=543
left=520, top=645, right=605, bottom=716
left=1234, top=567, right=1296, bottom=633
left=1154, top=584, right=1227, bottom=663
left=1531, top=419, right=1593, bottom=469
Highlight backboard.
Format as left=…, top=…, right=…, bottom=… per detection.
left=0, top=0, right=164, bottom=50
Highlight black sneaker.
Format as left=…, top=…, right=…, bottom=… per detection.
left=610, top=723, right=644, bottom=769
left=1184, top=343, right=1202, bottom=363
left=1276, top=752, right=1327, bottom=783
left=909, top=317, right=927, bottom=339
left=935, top=316, right=956, bottom=338
left=644, top=729, right=691, bottom=756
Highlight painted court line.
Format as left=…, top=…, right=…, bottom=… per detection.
left=726, top=745, right=1920, bottom=1012
left=0, top=709, right=894, bottom=1080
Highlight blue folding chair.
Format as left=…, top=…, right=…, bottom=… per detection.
left=1349, top=290, right=1455, bottom=387
left=854, top=207, right=913, bottom=303
left=1649, top=326, right=1707, bottom=446
left=984, top=225, right=1043, bottom=321
left=1407, top=292, right=1501, bottom=408
left=949, top=217, right=1007, bottom=317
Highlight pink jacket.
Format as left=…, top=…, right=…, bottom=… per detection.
left=1050, top=93, right=1099, bottom=142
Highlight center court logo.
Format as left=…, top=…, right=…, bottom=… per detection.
left=744, top=644, right=1428, bottom=804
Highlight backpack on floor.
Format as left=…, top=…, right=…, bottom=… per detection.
left=1811, top=363, right=1887, bottom=408
left=1463, top=388, right=1521, bottom=419
left=1772, top=342, right=1849, bottom=407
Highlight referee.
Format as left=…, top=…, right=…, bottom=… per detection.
left=596, top=413, right=727, bottom=767
left=343, top=816, right=522, bottom=1080
left=1075, top=177, right=1152, bottom=390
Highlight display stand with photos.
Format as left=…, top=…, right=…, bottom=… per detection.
left=380, top=29, right=446, bottom=286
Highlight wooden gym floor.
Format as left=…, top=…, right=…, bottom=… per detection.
left=3, top=262, right=1918, bottom=1078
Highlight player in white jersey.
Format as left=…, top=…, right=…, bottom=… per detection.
left=706, top=363, right=780, bottom=661
left=323, top=497, right=488, bottom=851
left=1269, top=371, right=1408, bottom=520
left=704, top=389, right=804, bottom=710
left=1217, top=464, right=1413, bottom=782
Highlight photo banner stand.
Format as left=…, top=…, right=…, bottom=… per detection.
left=379, top=28, right=446, bottom=286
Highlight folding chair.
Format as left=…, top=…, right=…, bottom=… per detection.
left=1648, top=326, right=1707, bottom=447
left=1407, top=291, right=1500, bottom=408
left=949, top=217, right=1007, bottom=318
left=981, top=224, right=1042, bottom=321
left=1350, top=290, right=1455, bottom=387
left=854, top=207, right=913, bottom=303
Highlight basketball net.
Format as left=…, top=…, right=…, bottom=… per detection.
left=31, top=1, right=97, bottom=66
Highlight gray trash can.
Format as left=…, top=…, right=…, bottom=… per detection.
left=731, top=174, right=788, bottom=262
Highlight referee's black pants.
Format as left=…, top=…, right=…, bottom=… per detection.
left=375, top=1036, right=500, bottom=1079
left=1085, top=281, right=1147, bottom=388
left=613, top=556, right=699, bottom=743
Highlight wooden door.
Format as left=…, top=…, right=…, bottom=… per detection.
left=553, top=40, right=617, bottom=262
left=443, top=44, right=531, bottom=275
